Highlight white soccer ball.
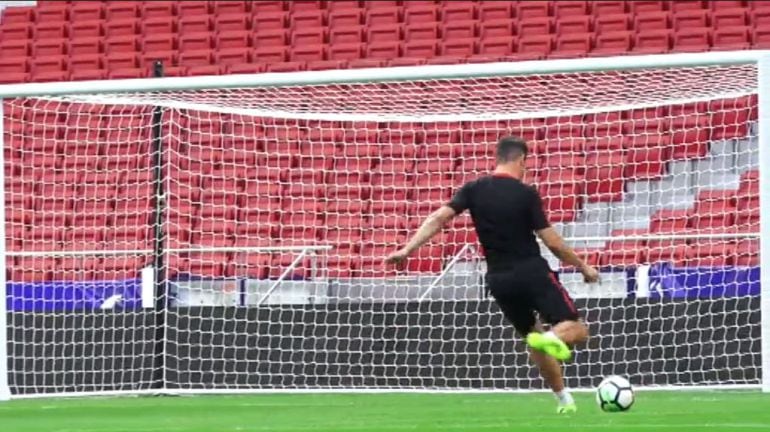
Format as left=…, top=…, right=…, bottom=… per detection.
left=596, top=375, right=635, bottom=412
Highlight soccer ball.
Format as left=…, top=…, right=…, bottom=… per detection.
left=596, top=376, right=634, bottom=412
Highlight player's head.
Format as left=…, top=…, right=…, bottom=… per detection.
left=496, top=136, right=529, bottom=174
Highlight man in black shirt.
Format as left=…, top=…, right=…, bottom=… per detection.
left=385, top=136, right=599, bottom=414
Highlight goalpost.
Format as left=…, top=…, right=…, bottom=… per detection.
left=0, top=50, right=768, bottom=399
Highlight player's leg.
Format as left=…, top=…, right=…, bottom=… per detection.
left=507, top=308, right=577, bottom=414
left=530, top=346, right=576, bottom=413
left=488, top=273, right=575, bottom=413
left=525, top=266, right=587, bottom=361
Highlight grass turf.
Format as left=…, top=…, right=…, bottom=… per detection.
left=1, top=391, right=768, bottom=432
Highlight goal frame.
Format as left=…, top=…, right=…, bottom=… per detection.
left=0, top=50, right=768, bottom=400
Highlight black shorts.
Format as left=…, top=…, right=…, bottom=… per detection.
left=486, top=257, right=580, bottom=335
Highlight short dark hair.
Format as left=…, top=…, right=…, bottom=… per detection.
left=496, top=136, right=528, bottom=163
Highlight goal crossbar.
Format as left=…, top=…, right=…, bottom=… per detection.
left=0, top=51, right=762, bottom=99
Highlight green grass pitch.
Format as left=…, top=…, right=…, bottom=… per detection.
left=1, top=391, right=768, bottom=432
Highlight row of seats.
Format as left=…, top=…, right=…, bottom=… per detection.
left=7, top=7, right=769, bottom=37
left=2, top=26, right=765, bottom=59
left=579, top=239, right=758, bottom=267
left=8, top=234, right=759, bottom=282
left=0, top=1, right=767, bottom=81
left=0, top=29, right=766, bottom=82
left=19, top=1, right=761, bottom=24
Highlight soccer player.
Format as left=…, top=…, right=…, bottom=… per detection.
left=385, top=136, right=599, bottom=414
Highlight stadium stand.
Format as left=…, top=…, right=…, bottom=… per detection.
left=0, top=0, right=760, bottom=280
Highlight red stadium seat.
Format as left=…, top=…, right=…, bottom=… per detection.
left=105, top=2, right=137, bottom=21
left=592, top=31, right=632, bottom=56
left=216, top=14, right=249, bottom=32
left=252, top=1, right=285, bottom=14
left=556, top=16, right=591, bottom=36
left=516, top=1, right=550, bottom=20
left=670, top=116, right=709, bottom=159
left=104, top=18, right=138, bottom=38
left=179, top=16, right=212, bottom=34
left=105, top=35, right=140, bottom=55
left=443, top=20, right=477, bottom=40
left=290, top=10, right=326, bottom=28
left=2, top=7, right=34, bottom=25
left=672, top=1, right=707, bottom=12
left=0, top=40, right=29, bottom=58
left=713, top=26, right=751, bottom=50
left=328, top=43, right=363, bottom=61
left=253, top=29, right=288, bottom=47
left=253, top=12, right=287, bottom=30
left=32, top=39, right=66, bottom=57
left=1, top=23, right=32, bottom=41
left=684, top=241, right=735, bottom=267
left=672, top=10, right=709, bottom=31
left=141, top=17, right=175, bottom=35
left=365, top=7, right=400, bottom=26
left=518, top=35, right=553, bottom=58
left=673, top=28, right=712, bottom=52
left=593, top=14, right=630, bottom=34
left=632, top=29, right=672, bottom=54
left=328, top=1, right=361, bottom=12
left=735, top=239, right=758, bottom=266
left=519, top=17, right=553, bottom=35
left=551, top=34, right=592, bottom=58
left=217, top=31, right=250, bottom=50
left=601, top=244, right=646, bottom=266
left=292, top=27, right=326, bottom=46
left=35, top=22, right=67, bottom=40
left=36, top=3, right=68, bottom=22
left=367, top=24, right=402, bottom=44
left=177, top=1, right=210, bottom=18
left=633, top=11, right=670, bottom=32
left=330, top=26, right=364, bottom=45
left=329, top=9, right=362, bottom=27
left=291, top=45, right=325, bottom=62
left=650, top=209, right=690, bottom=234
left=714, top=1, right=747, bottom=11
left=405, top=22, right=440, bottom=42
left=290, top=0, right=325, bottom=13
left=214, top=1, right=250, bottom=16
left=553, top=1, right=588, bottom=18
left=479, top=18, right=515, bottom=39
left=440, top=38, right=476, bottom=57
left=143, top=34, right=176, bottom=54
left=367, top=42, right=401, bottom=59
left=69, top=20, right=104, bottom=39
left=624, top=147, right=665, bottom=179
left=628, top=1, right=666, bottom=14
left=215, top=48, right=250, bottom=66
left=69, top=4, right=104, bottom=25
left=69, top=54, right=102, bottom=72
left=403, top=5, right=439, bottom=25
left=441, top=2, right=476, bottom=23
left=141, top=2, right=175, bottom=19
left=179, top=33, right=214, bottom=52
left=590, top=1, right=626, bottom=16
left=712, top=8, right=748, bottom=28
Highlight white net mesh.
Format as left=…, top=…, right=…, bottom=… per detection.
left=3, top=63, right=761, bottom=394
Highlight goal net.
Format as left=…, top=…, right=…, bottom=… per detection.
left=1, top=56, right=762, bottom=397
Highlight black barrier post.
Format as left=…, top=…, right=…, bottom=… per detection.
left=150, top=61, right=167, bottom=389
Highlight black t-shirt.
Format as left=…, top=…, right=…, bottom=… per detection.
left=447, top=174, right=550, bottom=273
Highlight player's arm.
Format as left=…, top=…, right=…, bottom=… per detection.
left=384, top=206, right=457, bottom=267
left=528, top=187, right=599, bottom=283
left=536, top=227, right=598, bottom=283
left=385, top=182, right=471, bottom=267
